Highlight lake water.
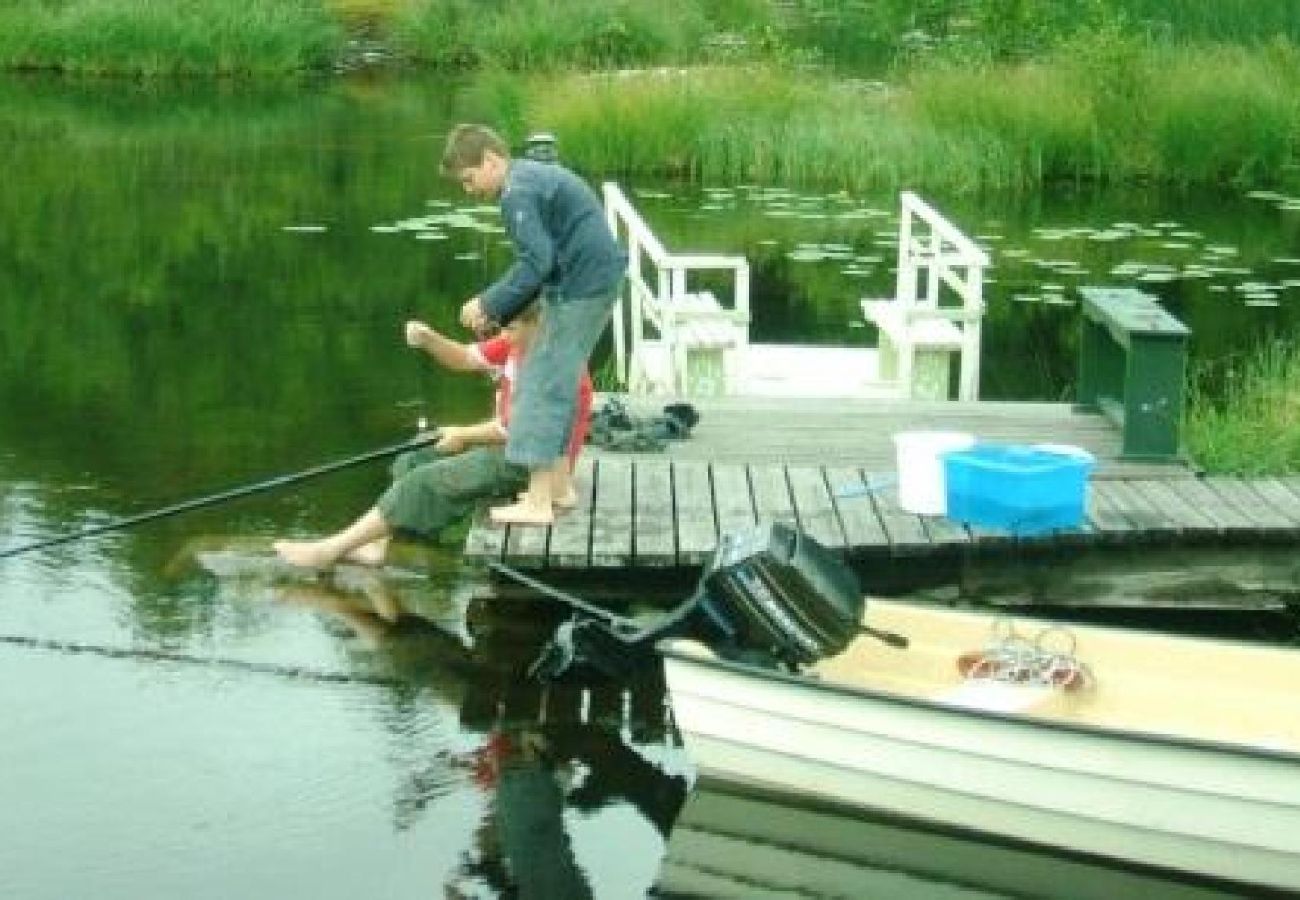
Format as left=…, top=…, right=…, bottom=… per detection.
left=0, top=74, right=1294, bottom=898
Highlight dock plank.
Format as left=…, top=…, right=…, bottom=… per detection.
left=711, top=463, right=757, bottom=536
left=786, top=465, right=845, bottom=549
left=824, top=466, right=889, bottom=550
left=1101, top=480, right=1177, bottom=537
left=634, top=459, right=676, bottom=566
left=503, top=520, right=549, bottom=568
left=1086, top=481, right=1139, bottom=535
left=868, top=483, right=932, bottom=551
left=748, top=464, right=797, bottom=530
left=463, top=507, right=505, bottom=562
left=921, top=511, right=972, bottom=547
left=590, top=457, right=634, bottom=567
left=1201, top=476, right=1295, bottom=532
left=1128, top=479, right=1219, bottom=536
left=1172, top=478, right=1258, bottom=532
left=673, top=461, right=717, bottom=565
left=1249, top=479, right=1300, bottom=527
left=1278, top=477, right=1300, bottom=507
left=547, top=456, right=595, bottom=567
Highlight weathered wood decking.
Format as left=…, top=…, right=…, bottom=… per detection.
left=464, top=397, right=1300, bottom=572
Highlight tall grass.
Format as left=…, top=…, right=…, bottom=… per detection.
left=906, top=30, right=1300, bottom=188
left=1113, top=0, right=1300, bottom=46
left=1185, top=340, right=1300, bottom=475
left=0, top=0, right=342, bottom=76
left=522, top=67, right=1027, bottom=193
left=1, top=0, right=1297, bottom=77
left=524, top=36, right=1300, bottom=194
left=389, top=0, right=769, bottom=72
left=781, top=0, right=1300, bottom=71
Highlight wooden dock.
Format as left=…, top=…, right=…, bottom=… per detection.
left=464, top=397, right=1300, bottom=574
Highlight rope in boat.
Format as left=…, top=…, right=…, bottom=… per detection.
left=957, top=619, right=1091, bottom=690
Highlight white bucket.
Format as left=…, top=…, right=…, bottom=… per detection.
left=893, top=430, right=975, bottom=515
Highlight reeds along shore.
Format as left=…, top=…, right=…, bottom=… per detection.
left=3, top=2, right=1297, bottom=193
left=1186, top=341, right=1300, bottom=477
left=527, top=36, right=1300, bottom=195
left=5, top=0, right=1300, bottom=79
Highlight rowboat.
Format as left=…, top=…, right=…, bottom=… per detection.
left=661, top=599, right=1300, bottom=893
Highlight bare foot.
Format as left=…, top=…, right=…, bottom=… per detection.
left=273, top=539, right=340, bottom=569
left=345, top=539, right=387, bottom=566
left=489, top=499, right=554, bottom=527
left=516, top=488, right=579, bottom=510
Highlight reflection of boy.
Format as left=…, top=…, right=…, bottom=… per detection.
left=274, top=309, right=591, bottom=570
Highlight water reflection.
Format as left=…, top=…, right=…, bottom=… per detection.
left=262, top=569, right=691, bottom=898
left=0, top=553, right=691, bottom=899
left=657, top=779, right=1243, bottom=899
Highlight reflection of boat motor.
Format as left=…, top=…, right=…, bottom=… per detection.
left=494, top=521, right=906, bottom=680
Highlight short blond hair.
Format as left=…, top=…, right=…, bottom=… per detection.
left=441, top=124, right=509, bottom=175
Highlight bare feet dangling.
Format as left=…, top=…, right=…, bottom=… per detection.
left=345, top=538, right=388, bottom=567
left=273, top=539, right=340, bottom=570
left=489, top=497, right=554, bottom=527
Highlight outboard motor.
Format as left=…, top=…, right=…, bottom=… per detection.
left=498, top=521, right=905, bottom=681
left=690, top=519, right=867, bottom=669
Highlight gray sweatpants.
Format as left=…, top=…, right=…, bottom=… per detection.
left=377, top=446, right=527, bottom=538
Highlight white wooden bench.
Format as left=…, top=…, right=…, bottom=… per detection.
left=604, top=183, right=751, bottom=396
left=862, top=192, right=989, bottom=401
left=668, top=292, right=747, bottom=395
left=861, top=298, right=967, bottom=401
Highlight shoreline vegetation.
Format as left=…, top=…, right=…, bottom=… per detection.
left=1186, top=341, right=1300, bottom=477
left=2, top=0, right=1296, bottom=473
left=0, top=2, right=1294, bottom=194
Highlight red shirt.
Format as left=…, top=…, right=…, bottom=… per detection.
left=474, top=334, right=592, bottom=464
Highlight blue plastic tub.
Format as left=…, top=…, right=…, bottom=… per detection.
left=942, top=443, right=1095, bottom=535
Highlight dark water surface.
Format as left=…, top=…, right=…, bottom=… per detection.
left=1, top=75, right=1295, bottom=898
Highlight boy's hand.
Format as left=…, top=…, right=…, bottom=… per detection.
left=405, top=320, right=434, bottom=349
left=460, top=297, right=490, bottom=335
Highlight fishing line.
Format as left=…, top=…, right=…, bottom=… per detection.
left=0, top=433, right=436, bottom=560
left=0, top=632, right=403, bottom=688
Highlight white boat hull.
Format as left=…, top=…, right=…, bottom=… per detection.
left=663, top=648, right=1300, bottom=892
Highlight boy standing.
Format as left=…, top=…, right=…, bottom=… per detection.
left=444, top=124, right=625, bottom=526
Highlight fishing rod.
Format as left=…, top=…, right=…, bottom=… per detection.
left=0, top=432, right=436, bottom=560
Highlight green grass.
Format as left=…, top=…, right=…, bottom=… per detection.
left=1, top=0, right=1299, bottom=78
left=521, top=66, right=1026, bottom=193
left=0, top=0, right=342, bottom=76
left=1111, top=0, right=1300, bottom=46
left=1185, top=340, right=1300, bottom=475
left=520, top=35, right=1300, bottom=194
left=388, top=0, right=770, bottom=71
